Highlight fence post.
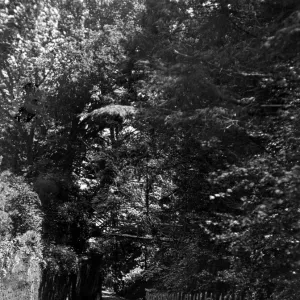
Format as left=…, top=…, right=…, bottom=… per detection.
left=146, top=290, right=253, bottom=300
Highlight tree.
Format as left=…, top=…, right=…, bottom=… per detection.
left=1, top=0, right=300, bottom=299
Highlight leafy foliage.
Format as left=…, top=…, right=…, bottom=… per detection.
left=1, top=0, right=300, bottom=299
left=0, top=171, right=42, bottom=284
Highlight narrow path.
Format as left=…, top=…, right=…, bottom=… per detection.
left=102, top=290, right=127, bottom=300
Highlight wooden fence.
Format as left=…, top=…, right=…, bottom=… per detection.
left=146, top=290, right=249, bottom=300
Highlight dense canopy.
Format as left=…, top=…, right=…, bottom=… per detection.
left=0, top=0, right=300, bottom=299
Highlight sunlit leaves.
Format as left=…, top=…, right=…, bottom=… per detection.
left=0, top=171, right=42, bottom=282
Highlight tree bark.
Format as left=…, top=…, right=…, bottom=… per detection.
left=26, top=123, right=35, bottom=165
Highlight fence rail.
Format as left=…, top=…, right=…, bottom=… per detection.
left=146, top=290, right=248, bottom=300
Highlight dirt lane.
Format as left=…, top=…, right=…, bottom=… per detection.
left=102, top=290, right=127, bottom=300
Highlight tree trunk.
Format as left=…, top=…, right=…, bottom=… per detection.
left=65, top=118, right=79, bottom=172
left=26, top=123, right=35, bottom=165
left=78, top=254, right=103, bottom=300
